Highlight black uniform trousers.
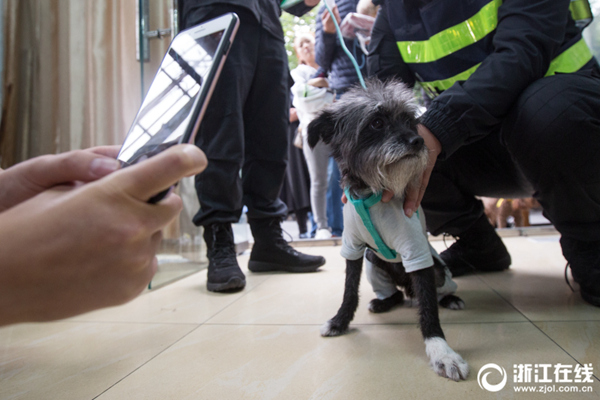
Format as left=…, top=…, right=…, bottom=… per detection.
left=182, top=6, right=289, bottom=226
left=422, top=68, right=600, bottom=242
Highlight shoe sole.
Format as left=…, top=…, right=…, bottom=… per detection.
left=248, top=258, right=326, bottom=273
left=207, top=276, right=246, bottom=292
left=581, top=290, right=600, bottom=307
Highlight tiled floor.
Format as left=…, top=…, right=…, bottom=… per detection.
left=1, top=235, right=599, bottom=399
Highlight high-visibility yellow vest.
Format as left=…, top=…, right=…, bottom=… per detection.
left=570, top=0, right=593, bottom=28
left=392, top=0, right=594, bottom=96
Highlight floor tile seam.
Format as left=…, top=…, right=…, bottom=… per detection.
left=91, top=323, right=204, bottom=400
left=528, top=319, right=600, bottom=323
left=530, top=320, right=600, bottom=383
left=200, top=320, right=530, bottom=327
left=473, top=272, right=540, bottom=318
left=201, top=322, right=419, bottom=327
left=57, top=320, right=201, bottom=327
left=199, top=275, right=276, bottom=325
left=474, top=273, right=599, bottom=382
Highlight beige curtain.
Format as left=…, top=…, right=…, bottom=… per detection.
left=0, top=0, right=201, bottom=245
left=0, top=0, right=148, bottom=167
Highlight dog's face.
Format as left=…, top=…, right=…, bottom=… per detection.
left=307, top=79, right=428, bottom=197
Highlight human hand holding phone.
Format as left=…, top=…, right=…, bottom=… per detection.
left=0, top=144, right=207, bottom=326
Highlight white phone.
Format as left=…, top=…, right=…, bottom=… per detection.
left=325, top=0, right=336, bottom=10
left=118, top=13, right=239, bottom=203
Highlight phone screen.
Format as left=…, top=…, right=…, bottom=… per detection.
left=118, top=29, right=225, bottom=166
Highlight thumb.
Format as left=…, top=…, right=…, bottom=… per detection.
left=403, top=184, right=419, bottom=218
left=381, top=189, right=394, bottom=203
left=110, top=144, right=207, bottom=202
left=341, top=193, right=348, bottom=204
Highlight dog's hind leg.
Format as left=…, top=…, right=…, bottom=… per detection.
left=439, top=294, right=465, bottom=310
left=369, top=291, right=404, bottom=313
left=364, top=252, right=405, bottom=313
left=433, top=252, right=465, bottom=310
left=321, top=258, right=363, bottom=337
left=411, top=268, right=469, bottom=381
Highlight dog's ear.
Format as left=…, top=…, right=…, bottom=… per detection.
left=307, top=109, right=336, bottom=149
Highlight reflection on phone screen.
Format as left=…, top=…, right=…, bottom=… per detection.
left=118, top=29, right=225, bottom=166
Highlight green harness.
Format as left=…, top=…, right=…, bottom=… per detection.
left=344, top=188, right=398, bottom=260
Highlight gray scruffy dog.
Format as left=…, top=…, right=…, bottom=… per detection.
left=307, top=79, right=468, bottom=381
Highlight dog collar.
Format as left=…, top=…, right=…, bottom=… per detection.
left=344, top=188, right=398, bottom=260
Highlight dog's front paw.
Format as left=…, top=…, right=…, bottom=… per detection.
left=320, top=319, right=348, bottom=337
left=425, top=337, right=469, bottom=381
left=439, top=294, right=465, bottom=310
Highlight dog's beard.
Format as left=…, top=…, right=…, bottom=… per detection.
left=379, top=150, right=428, bottom=197
left=350, top=144, right=428, bottom=197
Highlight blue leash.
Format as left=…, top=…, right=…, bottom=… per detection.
left=322, top=1, right=367, bottom=89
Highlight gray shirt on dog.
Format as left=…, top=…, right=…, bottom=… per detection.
left=340, top=196, right=433, bottom=273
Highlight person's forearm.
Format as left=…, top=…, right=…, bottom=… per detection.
left=421, top=0, right=569, bottom=159
left=285, top=0, right=317, bottom=16
left=315, top=33, right=336, bottom=72
left=0, top=223, right=29, bottom=326
left=0, top=207, right=70, bottom=325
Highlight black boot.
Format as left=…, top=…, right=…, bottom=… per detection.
left=203, top=223, right=246, bottom=292
left=440, top=214, right=511, bottom=277
left=248, top=218, right=326, bottom=272
left=560, top=236, right=600, bottom=307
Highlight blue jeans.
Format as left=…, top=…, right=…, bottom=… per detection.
left=327, top=157, right=344, bottom=236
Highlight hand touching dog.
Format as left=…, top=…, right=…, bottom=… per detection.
left=403, top=125, right=441, bottom=218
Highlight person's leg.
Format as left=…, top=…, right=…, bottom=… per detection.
left=422, top=132, right=533, bottom=236
left=502, top=69, right=600, bottom=306
left=327, top=92, right=346, bottom=237
left=186, top=6, right=258, bottom=226
left=296, top=207, right=309, bottom=237
left=327, top=157, right=344, bottom=236
left=302, top=135, right=331, bottom=237
left=183, top=6, right=258, bottom=292
left=421, top=130, right=532, bottom=276
left=308, top=211, right=318, bottom=238
left=241, top=28, right=325, bottom=272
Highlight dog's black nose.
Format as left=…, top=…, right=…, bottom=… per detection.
left=409, top=135, right=424, bottom=148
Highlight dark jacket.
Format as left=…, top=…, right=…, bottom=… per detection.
left=181, top=0, right=313, bottom=40
left=315, top=0, right=365, bottom=91
left=368, top=0, right=599, bottom=160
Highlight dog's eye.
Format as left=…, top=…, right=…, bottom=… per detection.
left=370, top=118, right=384, bottom=130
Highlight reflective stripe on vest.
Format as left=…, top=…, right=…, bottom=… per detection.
left=570, top=0, right=593, bottom=28
left=397, top=0, right=594, bottom=95
left=420, top=38, right=593, bottom=94
left=397, top=0, right=502, bottom=64
left=546, top=37, right=593, bottom=76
